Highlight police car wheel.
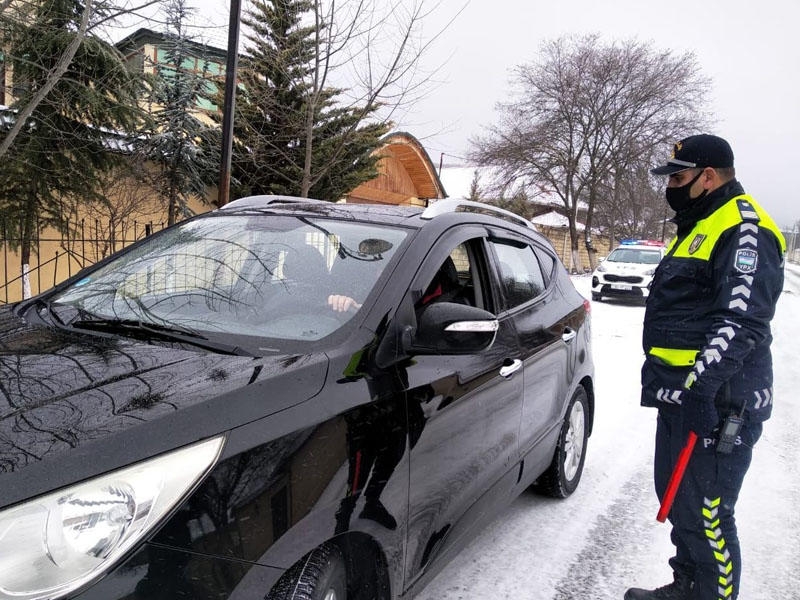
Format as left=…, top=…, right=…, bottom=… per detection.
left=532, top=386, right=589, bottom=499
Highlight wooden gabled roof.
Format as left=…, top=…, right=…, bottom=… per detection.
left=346, top=131, right=447, bottom=206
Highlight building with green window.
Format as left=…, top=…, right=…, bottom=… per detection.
left=114, top=28, right=228, bottom=114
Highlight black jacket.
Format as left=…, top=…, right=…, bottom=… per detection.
left=641, top=180, right=785, bottom=421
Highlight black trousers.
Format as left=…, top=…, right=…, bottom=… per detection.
left=654, top=408, right=762, bottom=600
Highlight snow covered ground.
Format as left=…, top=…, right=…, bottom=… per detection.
left=415, top=263, right=800, bottom=600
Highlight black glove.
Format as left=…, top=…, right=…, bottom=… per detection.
left=680, top=389, right=720, bottom=437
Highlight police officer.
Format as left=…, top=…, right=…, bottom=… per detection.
left=625, top=135, right=785, bottom=600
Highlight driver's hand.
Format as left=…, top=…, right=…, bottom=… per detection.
left=327, top=294, right=362, bottom=313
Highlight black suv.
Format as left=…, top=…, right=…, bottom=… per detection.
left=0, top=196, right=594, bottom=600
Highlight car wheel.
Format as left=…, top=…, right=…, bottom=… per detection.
left=533, top=386, right=589, bottom=499
left=591, top=293, right=601, bottom=301
left=267, top=543, right=347, bottom=600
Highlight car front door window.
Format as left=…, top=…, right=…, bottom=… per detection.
left=491, top=241, right=547, bottom=309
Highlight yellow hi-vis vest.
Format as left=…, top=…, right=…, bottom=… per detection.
left=648, top=194, right=786, bottom=369
left=666, top=194, right=786, bottom=260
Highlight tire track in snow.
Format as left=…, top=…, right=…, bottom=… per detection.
left=551, top=467, right=664, bottom=599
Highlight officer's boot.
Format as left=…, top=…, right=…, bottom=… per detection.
left=334, top=496, right=356, bottom=534
left=623, top=573, right=693, bottom=600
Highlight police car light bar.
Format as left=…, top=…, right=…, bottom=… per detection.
left=619, top=239, right=665, bottom=247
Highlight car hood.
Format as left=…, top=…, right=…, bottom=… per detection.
left=0, top=306, right=327, bottom=508
left=598, top=261, right=656, bottom=274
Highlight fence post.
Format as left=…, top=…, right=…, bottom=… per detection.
left=36, top=249, right=41, bottom=298
left=66, top=220, right=72, bottom=280
left=2, top=219, right=7, bottom=304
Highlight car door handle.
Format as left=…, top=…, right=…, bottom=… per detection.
left=562, top=327, right=577, bottom=343
left=499, top=359, right=522, bottom=378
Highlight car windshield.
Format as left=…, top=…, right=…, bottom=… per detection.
left=49, top=214, right=407, bottom=344
left=606, top=248, right=662, bottom=265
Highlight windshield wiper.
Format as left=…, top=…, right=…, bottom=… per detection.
left=69, top=317, right=252, bottom=356
left=32, top=299, right=76, bottom=326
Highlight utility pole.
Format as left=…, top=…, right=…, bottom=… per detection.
left=217, top=0, right=242, bottom=207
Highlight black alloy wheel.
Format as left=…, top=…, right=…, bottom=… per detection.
left=533, top=386, right=589, bottom=498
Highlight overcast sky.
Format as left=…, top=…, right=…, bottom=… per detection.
left=185, top=0, right=800, bottom=228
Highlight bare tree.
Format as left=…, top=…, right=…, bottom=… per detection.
left=229, top=0, right=460, bottom=200
left=470, top=34, right=709, bottom=271
left=0, top=0, right=161, bottom=159
left=594, top=162, right=671, bottom=244
left=73, top=161, right=165, bottom=261
left=299, top=0, right=457, bottom=196
left=0, top=0, right=149, bottom=297
left=0, top=0, right=94, bottom=158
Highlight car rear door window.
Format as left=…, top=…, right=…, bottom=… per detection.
left=533, top=246, right=556, bottom=285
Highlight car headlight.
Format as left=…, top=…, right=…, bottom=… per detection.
left=596, top=264, right=607, bottom=273
left=0, top=435, right=225, bottom=600
left=645, top=268, right=656, bottom=276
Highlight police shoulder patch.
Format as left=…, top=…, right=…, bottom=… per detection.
left=734, top=248, right=758, bottom=273
left=688, top=234, right=706, bottom=254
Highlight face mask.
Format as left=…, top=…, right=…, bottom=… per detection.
left=665, top=170, right=707, bottom=212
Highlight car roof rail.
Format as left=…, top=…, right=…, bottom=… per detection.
left=420, top=198, right=536, bottom=230
left=220, top=195, right=327, bottom=210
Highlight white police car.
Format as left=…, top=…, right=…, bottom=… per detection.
left=591, top=239, right=666, bottom=303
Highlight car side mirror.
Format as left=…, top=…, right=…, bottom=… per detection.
left=409, top=302, right=498, bottom=355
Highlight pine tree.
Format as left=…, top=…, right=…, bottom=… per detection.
left=468, top=170, right=483, bottom=201
left=0, top=0, right=147, bottom=296
left=228, top=0, right=390, bottom=201
left=139, top=0, right=221, bottom=225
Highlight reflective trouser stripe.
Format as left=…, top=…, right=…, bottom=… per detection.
left=703, top=496, right=734, bottom=599
left=648, top=346, right=699, bottom=367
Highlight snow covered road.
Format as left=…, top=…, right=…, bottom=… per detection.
left=414, top=263, right=800, bottom=600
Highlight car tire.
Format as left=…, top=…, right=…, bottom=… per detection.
left=591, top=293, right=601, bottom=301
left=267, top=543, right=347, bottom=600
left=533, top=386, right=589, bottom=499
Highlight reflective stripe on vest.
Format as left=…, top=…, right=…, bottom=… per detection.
left=648, top=346, right=699, bottom=367
left=668, top=194, right=786, bottom=261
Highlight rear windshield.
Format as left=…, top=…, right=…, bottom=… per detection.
left=606, top=248, right=662, bottom=265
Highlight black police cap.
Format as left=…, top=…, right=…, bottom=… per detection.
left=651, top=134, right=734, bottom=175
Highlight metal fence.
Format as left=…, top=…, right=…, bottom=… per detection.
left=0, top=218, right=167, bottom=304
left=6, top=217, right=795, bottom=305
